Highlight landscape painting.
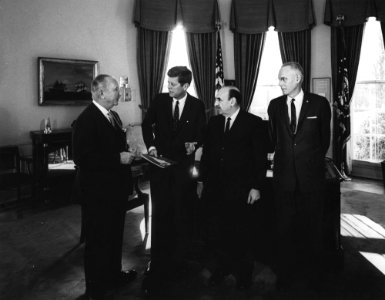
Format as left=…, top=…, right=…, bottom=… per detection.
left=38, top=57, right=98, bottom=105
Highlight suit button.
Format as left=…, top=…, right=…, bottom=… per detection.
left=294, top=143, right=297, bottom=146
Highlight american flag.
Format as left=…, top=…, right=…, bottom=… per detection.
left=334, top=18, right=351, bottom=177
left=336, top=55, right=350, bottom=145
left=215, top=30, right=224, bottom=91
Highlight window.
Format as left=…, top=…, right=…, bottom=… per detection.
left=351, top=18, right=385, bottom=164
left=248, top=27, right=283, bottom=119
left=162, top=25, right=197, bottom=97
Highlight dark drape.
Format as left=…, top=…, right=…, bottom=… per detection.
left=331, top=24, right=364, bottom=172
left=331, top=25, right=363, bottom=108
left=183, top=0, right=219, bottom=115
left=233, top=32, right=265, bottom=110
left=324, top=0, right=385, bottom=27
left=134, top=0, right=219, bottom=33
left=137, top=28, right=171, bottom=111
left=186, top=32, right=217, bottom=114
left=230, top=0, right=314, bottom=34
left=278, top=29, right=312, bottom=91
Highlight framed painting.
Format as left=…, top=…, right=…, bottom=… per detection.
left=38, top=57, right=99, bottom=105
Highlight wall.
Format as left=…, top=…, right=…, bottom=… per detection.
left=0, top=0, right=331, bottom=155
left=0, top=0, right=141, bottom=153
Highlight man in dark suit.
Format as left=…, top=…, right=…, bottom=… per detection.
left=197, top=86, right=267, bottom=289
left=73, top=74, right=137, bottom=299
left=141, top=66, right=206, bottom=292
left=267, top=62, right=331, bottom=287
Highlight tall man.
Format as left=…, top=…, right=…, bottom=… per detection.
left=267, top=62, right=331, bottom=286
left=198, top=86, right=267, bottom=289
left=73, top=74, right=137, bottom=299
left=141, top=66, right=206, bottom=292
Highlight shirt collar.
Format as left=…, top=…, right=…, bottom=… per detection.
left=173, top=93, right=188, bottom=104
left=93, top=100, right=110, bottom=117
left=286, top=89, right=304, bottom=105
left=227, top=107, right=240, bottom=121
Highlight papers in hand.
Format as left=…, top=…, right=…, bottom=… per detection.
left=141, top=153, right=176, bottom=168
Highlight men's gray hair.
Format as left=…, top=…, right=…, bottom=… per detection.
left=91, top=74, right=112, bottom=93
left=282, top=62, right=304, bottom=85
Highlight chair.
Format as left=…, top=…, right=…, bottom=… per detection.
left=0, top=145, right=32, bottom=216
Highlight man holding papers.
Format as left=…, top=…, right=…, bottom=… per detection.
left=141, top=66, right=206, bottom=294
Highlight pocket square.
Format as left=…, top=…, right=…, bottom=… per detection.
left=307, top=116, right=317, bottom=119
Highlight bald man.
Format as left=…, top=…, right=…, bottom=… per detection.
left=198, top=86, right=267, bottom=289
left=73, top=74, right=137, bottom=299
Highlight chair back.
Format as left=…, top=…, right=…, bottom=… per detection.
left=0, top=146, right=20, bottom=187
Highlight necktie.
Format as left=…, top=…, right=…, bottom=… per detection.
left=290, top=98, right=296, bottom=134
left=225, top=117, right=231, bottom=133
left=174, top=100, right=180, bottom=121
left=107, top=112, right=116, bottom=128
left=172, top=100, right=180, bottom=131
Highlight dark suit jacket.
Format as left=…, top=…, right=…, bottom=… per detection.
left=200, top=110, right=267, bottom=198
left=142, top=93, right=206, bottom=166
left=72, top=103, right=132, bottom=199
left=268, top=92, right=331, bottom=192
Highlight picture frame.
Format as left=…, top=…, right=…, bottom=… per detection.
left=224, top=79, right=236, bottom=86
left=312, top=77, right=331, bottom=102
left=38, top=57, right=99, bottom=106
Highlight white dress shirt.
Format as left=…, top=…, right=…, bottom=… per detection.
left=225, top=107, right=241, bottom=131
left=286, top=89, right=304, bottom=127
left=93, top=100, right=111, bottom=122
left=173, top=93, right=187, bottom=119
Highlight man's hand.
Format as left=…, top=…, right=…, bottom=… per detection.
left=197, top=182, right=204, bottom=199
left=120, top=151, right=135, bottom=164
left=247, top=188, right=261, bottom=204
left=149, top=148, right=158, bottom=157
left=185, top=142, right=197, bottom=156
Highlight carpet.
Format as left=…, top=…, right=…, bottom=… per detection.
left=341, top=189, right=385, bottom=229
left=1, top=189, right=385, bottom=299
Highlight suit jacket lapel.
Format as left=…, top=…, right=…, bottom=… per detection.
left=278, top=96, right=291, bottom=135
left=229, top=110, right=243, bottom=135
left=91, top=103, right=114, bottom=129
left=167, top=96, right=173, bottom=130
left=179, top=94, right=191, bottom=124
left=297, top=93, right=311, bottom=131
